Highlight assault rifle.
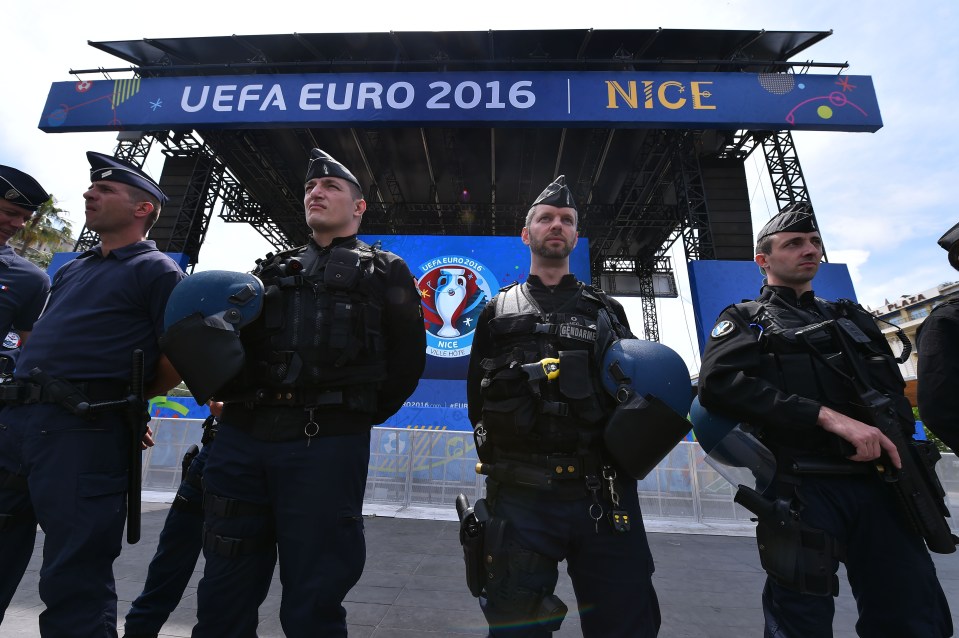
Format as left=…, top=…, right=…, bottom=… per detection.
left=795, top=319, right=957, bottom=554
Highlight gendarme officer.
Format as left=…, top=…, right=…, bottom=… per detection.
left=698, top=204, right=952, bottom=637
left=917, top=221, right=959, bottom=453
left=187, top=149, right=426, bottom=637
left=0, top=165, right=51, bottom=347
left=466, top=176, right=661, bottom=637
left=0, top=152, right=185, bottom=636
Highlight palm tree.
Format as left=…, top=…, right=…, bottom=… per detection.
left=14, top=197, right=74, bottom=266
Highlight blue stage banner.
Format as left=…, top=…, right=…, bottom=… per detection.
left=40, top=71, right=881, bottom=133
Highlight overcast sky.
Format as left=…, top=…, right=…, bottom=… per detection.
left=2, top=0, right=955, bottom=373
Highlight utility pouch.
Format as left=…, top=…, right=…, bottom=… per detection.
left=324, top=247, right=361, bottom=291
left=735, top=486, right=841, bottom=597
left=603, top=391, right=692, bottom=479
left=557, top=350, right=605, bottom=425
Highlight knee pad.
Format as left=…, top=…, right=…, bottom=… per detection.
left=202, top=492, right=274, bottom=558
left=483, top=535, right=568, bottom=632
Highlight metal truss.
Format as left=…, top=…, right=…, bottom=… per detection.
left=205, top=130, right=306, bottom=246
left=362, top=130, right=403, bottom=235
left=759, top=130, right=825, bottom=260
left=158, top=132, right=223, bottom=269
left=674, top=131, right=715, bottom=262
left=760, top=130, right=811, bottom=209
left=217, top=171, right=293, bottom=251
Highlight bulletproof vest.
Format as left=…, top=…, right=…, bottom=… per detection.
left=219, top=240, right=388, bottom=410
left=479, top=282, right=623, bottom=453
left=741, top=292, right=912, bottom=451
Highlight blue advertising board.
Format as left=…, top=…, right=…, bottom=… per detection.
left=367, top=234, right=590, bottom=432
left=41, top=71, right=881, bottom=133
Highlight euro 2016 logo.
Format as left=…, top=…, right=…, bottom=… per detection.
left=418, top=256, right=497, bottom=358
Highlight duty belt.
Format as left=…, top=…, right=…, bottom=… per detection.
left=0, top=378, right=128, bottom=405
left=220, top=403, right=372, bottom=442
left=222, top=388, right=348, bottom=407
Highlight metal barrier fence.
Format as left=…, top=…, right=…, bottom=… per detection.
left=144, top=418, right=959, bottom=531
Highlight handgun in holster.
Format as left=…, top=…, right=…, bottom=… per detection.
left=456, top=493, right=491, bottom=597
left=735, top=485, right=842, bottom=596
left=182, top=444, right=200, bottom=483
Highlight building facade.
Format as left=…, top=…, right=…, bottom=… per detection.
left=869, top=281, right=959, bottom=384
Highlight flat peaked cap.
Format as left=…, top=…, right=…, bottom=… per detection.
left=756, top=202, right=818, bottom=242
left=305, top=149, right=361, bottom=190
left=938, top=221, right=959, bottom=271
left=87, top=152, right=168, bottom=205
left=0, top=165, right=50, bottom=212
left=532, top=175, right=578, bottom=211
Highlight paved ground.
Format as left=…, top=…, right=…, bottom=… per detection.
left=3, top=501, right=959, bottom=637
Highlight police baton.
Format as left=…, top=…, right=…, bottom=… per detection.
left=126, top=349, right=147, bottom=544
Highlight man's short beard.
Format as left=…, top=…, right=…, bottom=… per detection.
left=531, top=237, right=573, bottom=259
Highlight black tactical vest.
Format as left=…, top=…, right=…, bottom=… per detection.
left=479, top=282, right=625, bottom=453
left=739, top=289, right=912, bottom=452
left=219, top=240, right=388, bottom=411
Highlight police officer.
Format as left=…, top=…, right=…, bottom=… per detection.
left=0, top=152, right=185, bottom=635
left=698, top=204, right=952, bottom=637
left=188, top=149, right=425, bottom=637
left=0, top=165, right=53, bottom=345
left=123, top=401, right=251, bottom=638
left=466, top=176, right=661, bottom=637
left=917, top=221, right=959, bottom=453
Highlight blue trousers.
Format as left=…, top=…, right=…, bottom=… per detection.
left=191, top=424, right=370, bottom=638
left=0, top=404, right=128, bottom=638
left=123, top=443, right=210, bottom=636
left=761, top=474, right=953, bottom=638
left=482, top=480, right=661, bottom=638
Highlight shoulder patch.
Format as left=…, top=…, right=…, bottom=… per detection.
left=710, top=319, right=736, bottom=339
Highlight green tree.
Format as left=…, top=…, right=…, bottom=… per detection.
left=14, top=197, right=74, bottom=268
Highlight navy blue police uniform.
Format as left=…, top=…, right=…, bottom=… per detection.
left=190, top=149, right=426, bottom=638
left=0, top=165, right=53, bottom=343
left=465, top=177, right=661, bottom=638
left=0, top=245, right=49, bottom=337
left=0, top=154, right=185, bottom=637
left=917, top=221, right=959, bottom=454
left=698, top=209, right=952, bottom=638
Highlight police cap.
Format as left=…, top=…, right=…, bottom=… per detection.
left=532, top=175, right=578, bottom=212
left=87, top=152, right=168, bottom=205
left=305, top=148, right=361, bottom=191
left=937, top=221, right=959, bottom=271
left=756, top=202, right=818, bottom=242
left=0, top=165, right=50, bottom=212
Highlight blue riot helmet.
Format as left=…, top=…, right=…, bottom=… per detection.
left=689, top=396, right=776, bottom=495
left=159, top=270, right=264, bottom=404
left=601, top=338, right=693, bottom=415
left=600, top=338, right=694, bottom=479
